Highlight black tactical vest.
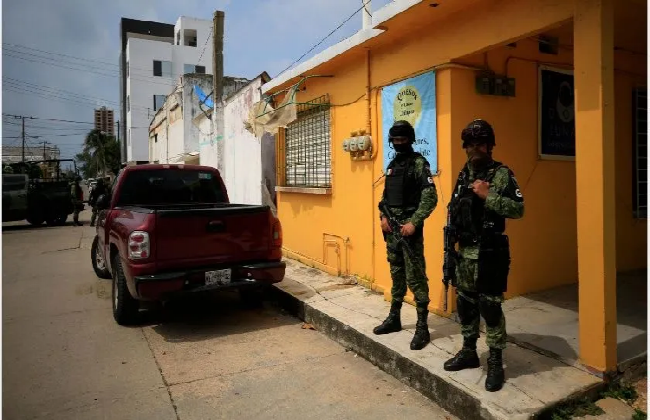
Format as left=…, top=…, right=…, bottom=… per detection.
left=384, top=152, right=424, bottom=208
left=450, top=160, right=506, bottom=245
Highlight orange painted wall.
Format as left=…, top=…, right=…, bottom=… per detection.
left=274, top=1, right=646, bottom=310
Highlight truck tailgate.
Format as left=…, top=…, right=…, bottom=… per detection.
left=154, top=205, right=272, bottom=264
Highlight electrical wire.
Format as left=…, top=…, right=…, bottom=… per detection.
left=197, top=28, right=213, bottom=64
left=276, top=3, right=370, bottom=77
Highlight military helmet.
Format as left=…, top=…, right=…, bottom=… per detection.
left=389, top=120, right=415, bottom=144
left=461, top=118, right=495, bottom=147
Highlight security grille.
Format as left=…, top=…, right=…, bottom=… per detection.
left=634, top=87, right=647, bottom=219
left=284, top=95, right=331, bottom=188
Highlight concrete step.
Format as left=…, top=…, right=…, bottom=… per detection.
left=271, top=259, right=604, bottom=420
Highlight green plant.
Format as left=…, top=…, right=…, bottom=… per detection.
left=633, top=409, right=647, bottom=420
left=600, top=382, right=638, bottom=403
left=549, top=398, right=603, bottom=420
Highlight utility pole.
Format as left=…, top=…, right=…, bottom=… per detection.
left=213, top=10, right=225, bottom=172
left=5, top=114, right=36, bottom=162
left=22, top=117, right=26, bottom=162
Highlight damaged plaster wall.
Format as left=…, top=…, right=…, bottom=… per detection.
left=203, top=76, right=251, bottom=173
left=182, top=74, right=213, bottom=162
left=222, top=77, right=266, bottom=205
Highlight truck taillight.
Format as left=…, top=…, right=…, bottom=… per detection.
left=128, top=231, right=150, bottom=260
left=271, top=220, right=282, bottom=248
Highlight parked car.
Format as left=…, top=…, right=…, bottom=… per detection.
left=90, top=164, right=286, bottom=325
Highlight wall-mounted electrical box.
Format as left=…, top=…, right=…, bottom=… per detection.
left=475, top=74, right=516, bottom=97
left=342, top=129, right=373, bottom=160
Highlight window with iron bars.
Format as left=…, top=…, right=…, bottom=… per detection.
left=633, top=86, right=647, bottom=219
left=283, top=95, right=331, bottom=188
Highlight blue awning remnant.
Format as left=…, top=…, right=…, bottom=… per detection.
left=193, top=85, right=214, bottom=109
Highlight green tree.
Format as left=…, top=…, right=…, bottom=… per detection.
left=76, top=129, right=121, bottom=178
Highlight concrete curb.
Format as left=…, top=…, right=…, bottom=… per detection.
left=271, top=286, right=493, bottom=420
left=269, top=266, right=605, bottom=420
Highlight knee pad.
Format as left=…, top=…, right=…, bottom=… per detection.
left=457, top=293, right=479, bottom=326
left=479, top=299, right=503, bottom=328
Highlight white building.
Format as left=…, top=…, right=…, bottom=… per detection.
left=150, top=74, right=250, bottom=165
left=120, top=16, right=213, bottom=163
left=201, top=72, right=277, bottom=210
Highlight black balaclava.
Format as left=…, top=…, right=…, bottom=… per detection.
left=389, top=120, right=415, bottom=154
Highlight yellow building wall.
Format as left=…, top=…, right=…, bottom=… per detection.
left=276, top=0, right=646, bottom=311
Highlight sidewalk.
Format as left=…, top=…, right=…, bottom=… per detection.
left=270, top=259, right=604, bottom=420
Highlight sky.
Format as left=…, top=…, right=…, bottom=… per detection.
left=2, top=0, right=392, bottom=163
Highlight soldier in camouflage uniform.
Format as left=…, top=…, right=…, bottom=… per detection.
left=374, top=120, right=438, bottom=351
left=443, top=119, right=524, bottom=392
left=71, top=176, right=83, bottom=226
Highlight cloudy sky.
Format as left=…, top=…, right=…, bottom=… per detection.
left=2, top=0, right=392, bottom=162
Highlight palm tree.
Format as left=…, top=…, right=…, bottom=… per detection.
left=84, top=129, right=111, bottom=176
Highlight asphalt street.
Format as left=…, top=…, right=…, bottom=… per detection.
left=2, top=210, right=456, bottom=420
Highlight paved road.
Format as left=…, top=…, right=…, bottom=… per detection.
left=3, top=211, right=456, bottom=420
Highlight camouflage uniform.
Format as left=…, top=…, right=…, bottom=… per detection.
left=374, top=144, right=438, bottom=351
left=453, top=164, right=524, bottom=351
left=443, top=118, right=524, bottom=393
left=381, top=154, right=438, bottom=307
left=71, top=180, right=83, bottom=226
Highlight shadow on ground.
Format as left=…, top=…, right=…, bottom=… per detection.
left=131, top=289, right=301, bottom=343
left=2, top=221, right=77, bottom=232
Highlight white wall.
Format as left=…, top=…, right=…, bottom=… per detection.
left=222, top=78, right=265, bottom=205
left=125, top=16, right=213, bottom=162
left=172, top=17, right=213, bottom=78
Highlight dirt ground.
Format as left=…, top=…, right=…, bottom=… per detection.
left=632, top=376, right=647, bottom=412
left=623, top=362, right=647, bottom=413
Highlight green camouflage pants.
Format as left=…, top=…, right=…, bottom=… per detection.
left=72, top=200, right=81, bottom=223
left=455, top=256, right=506, bottom=349
left=386, top=231, right=430, bottom=307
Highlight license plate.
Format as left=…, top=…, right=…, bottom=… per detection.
left=205, top=269, right=232, bottom=286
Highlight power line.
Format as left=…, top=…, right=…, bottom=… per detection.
left=197, top=28, right=213, bottom=64
left=276, top=3, right=368, bottom=76
left=3, top=77, right=152, bottom=114
left=2, top=113, right=150, bottom=130
left=3, top=50, right=180, bottom=89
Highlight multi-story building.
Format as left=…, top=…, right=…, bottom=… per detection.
left=93, top=106, right=114, bottom=136
left=119, top=16, right=213, bottom=164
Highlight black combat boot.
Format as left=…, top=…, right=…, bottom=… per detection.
left=410, top=306, right=430, bottom=350
left=485, top=348, right=505, bottom=392
left=443, top=338, right=480, bottom=371
left=373, top=301, right=402, bottom=335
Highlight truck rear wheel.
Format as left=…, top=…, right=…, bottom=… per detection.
left=91, top=236, right=111, bottom=279
left=112, top=256, right=139, bottom=325
left=26, top=214, right=44, bottom=226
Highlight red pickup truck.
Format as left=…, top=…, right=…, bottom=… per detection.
left=90, top=164, right=285, bottom=325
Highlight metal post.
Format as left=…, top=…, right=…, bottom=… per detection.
left=213, top=10, right=225, bottom=172
left=362, top=0, right=372, bottom=30
left=21, top=117, right=25, bottom=162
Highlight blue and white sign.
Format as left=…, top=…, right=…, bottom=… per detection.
left=381, top=71, right=437, bottom=173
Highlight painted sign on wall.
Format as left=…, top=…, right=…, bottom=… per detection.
left=539, top=67, right=575, bottom=158
left=381, top=71, right=437, bottom=173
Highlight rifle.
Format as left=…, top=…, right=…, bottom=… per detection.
left=378, top=201, right=429, bottom=285
left=442, top=202, right=459, bottom=312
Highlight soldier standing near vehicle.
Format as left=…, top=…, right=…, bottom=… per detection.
left=89, top=178, right=107, bottom=227
left=374, top=120, right=438, bottom=351
left=443, top=119, right=524, bottom=392
left=70, top=176, right=83, bottom=226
